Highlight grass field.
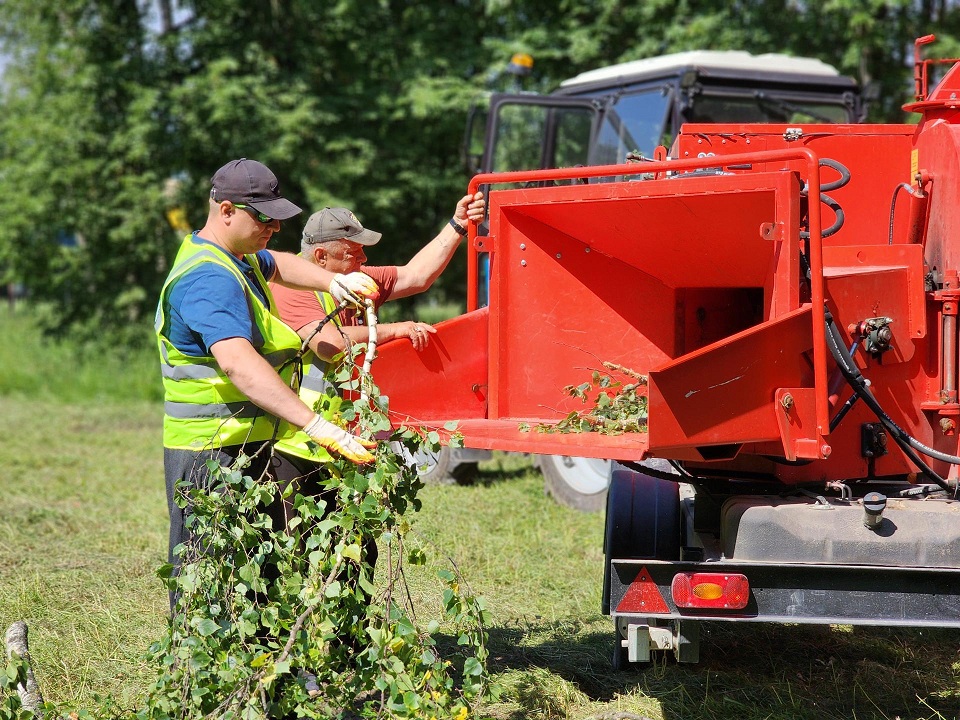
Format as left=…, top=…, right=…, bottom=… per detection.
left=1, top=306, right=959, bottom=718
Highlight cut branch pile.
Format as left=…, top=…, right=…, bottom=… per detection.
left=522, top=362, right=648, bottom=435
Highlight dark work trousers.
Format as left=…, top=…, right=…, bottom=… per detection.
left=164, top=443, right=377, bottom=614
left=271, top=452, right=380, bottom=581
left=164, top=441, right=291, bottom=613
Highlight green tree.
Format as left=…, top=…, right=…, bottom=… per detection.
left=1, top=0, right=960, bottom=342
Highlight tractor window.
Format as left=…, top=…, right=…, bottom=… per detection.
left=490, top=103, right=594, bottom=173
left=490, top=104, right=545, bottom=173
left=554, top=109, right=593, bottom=168
left=591, top=88, right=672, bottom=163
left=689, top=94, right=851, bottom=124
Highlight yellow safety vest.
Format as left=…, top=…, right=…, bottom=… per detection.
left=274, top=291, right=346, bottom=458
left=155, top=235, right=330, bottom=461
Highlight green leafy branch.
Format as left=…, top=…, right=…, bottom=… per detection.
left=521, top=362, right=648, bottom=436
left=138, top=360, right=490, bottom=719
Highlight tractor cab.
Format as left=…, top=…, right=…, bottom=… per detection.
left=466, top=50, right=861, bottom=177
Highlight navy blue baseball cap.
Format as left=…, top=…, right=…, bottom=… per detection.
left=210, top=158, right=302, bottom=220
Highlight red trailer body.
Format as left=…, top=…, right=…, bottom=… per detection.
left=371, top=45, right=960, bottom=665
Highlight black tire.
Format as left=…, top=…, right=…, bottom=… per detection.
left=392, top=445, right=483, bottom=486
left=449, top=461, right=479, bottom=485
left=414, top=445, right=454, bottom=485
left=539, top=454, right=613, bottom=512
left=602, top=466, right=681, bottom=615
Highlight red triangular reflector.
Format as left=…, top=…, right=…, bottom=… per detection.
left=615, top=565, right=670, bottom=614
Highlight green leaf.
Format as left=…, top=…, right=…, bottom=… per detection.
left=342, top=543, right=362, bottom=562
left=194, top=618, right=220, bottom=637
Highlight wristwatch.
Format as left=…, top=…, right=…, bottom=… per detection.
left=448, top=218, right=468, bottom=237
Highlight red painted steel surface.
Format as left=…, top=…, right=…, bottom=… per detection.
left=373, top=64, right=960, bottom=485
left=373, top=308, right=489, bottom=425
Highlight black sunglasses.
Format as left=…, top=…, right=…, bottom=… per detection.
left=233, top=203, right=274, bottom=224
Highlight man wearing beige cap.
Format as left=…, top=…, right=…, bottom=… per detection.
left=270, top=193, right=484, bottom=382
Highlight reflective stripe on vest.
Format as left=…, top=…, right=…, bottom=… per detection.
left=164, top=400, right=261, bottom=419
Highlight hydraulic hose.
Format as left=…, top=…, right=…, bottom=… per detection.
left=826, top=312, right=960, bottom=467
left=819, top=158, right=851, bottom=192
left=800, top=158, right=850, bottom=240
left=823, top=310, right=952, bottom=491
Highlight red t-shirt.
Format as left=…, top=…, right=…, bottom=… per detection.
left=271, top=265, right=399, bottom=330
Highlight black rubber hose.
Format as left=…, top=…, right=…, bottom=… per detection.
left=800, top=158, right=850, bottom=240
left=888, top=183, right=914, bottom=246
left=800, top=193, right=844, bottom=239
left=824, top=311, right=960, bottom=467
left=819, top=158, right=852, bottom=192
left=823, top=311, right=951, bottom=490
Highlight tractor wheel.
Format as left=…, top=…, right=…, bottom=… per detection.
left=539, top=454, right=613, bottom=512
left=393, top=444, right=480, bottom=485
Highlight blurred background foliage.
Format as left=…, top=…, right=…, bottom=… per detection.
left=0, top=0, right=958, bottom=346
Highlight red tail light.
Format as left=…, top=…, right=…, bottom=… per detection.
left=671, top=572, right=749, bottom=610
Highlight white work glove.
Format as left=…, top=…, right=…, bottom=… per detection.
left=330, top=272, right=379, bottom=306
left=302, top=414, right=377, bottom=464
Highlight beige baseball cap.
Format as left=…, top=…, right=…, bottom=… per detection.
left=302, top=207, right=382, bottom=245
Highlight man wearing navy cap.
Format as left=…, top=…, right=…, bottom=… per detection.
left=155, top=158, right=379, bottom=608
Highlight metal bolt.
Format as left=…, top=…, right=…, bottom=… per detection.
left=820, top=443, right=832, bottom=458
left=556, top=253, right=562, bottom=259
left=585, top=247, right=590, bottom=253
left=940, top=417, right=957, bottom=436
left=519, top=243, right=526, bottom=250
left=780, top=393, right=794, bottom=411
left=520, top=259, right=527, bottom=267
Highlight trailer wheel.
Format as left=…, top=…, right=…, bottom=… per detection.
left=539, top=454, right=612, bottom=512
left=602, top=466, right=681, bottom=615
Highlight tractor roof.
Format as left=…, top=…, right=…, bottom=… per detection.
left=559, top=50, right=851, bottom=91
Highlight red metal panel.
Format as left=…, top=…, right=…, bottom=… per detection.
left=674, top=125, right=916, bottom=253
left=823, top=243, right=928, bottom=362
left=373, top=308, right=489, bottom=425
left=647, top=306, right=815, bottom=460
left=915, top=121, right=960, bottom=278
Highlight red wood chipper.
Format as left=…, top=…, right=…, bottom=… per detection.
left=372, top=37, right=960, bottom=667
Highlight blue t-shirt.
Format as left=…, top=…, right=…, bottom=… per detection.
left=164, top=234, right=278, bottom=357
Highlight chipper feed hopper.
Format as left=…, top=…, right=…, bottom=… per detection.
left=371, top=38, right=960, bottom=666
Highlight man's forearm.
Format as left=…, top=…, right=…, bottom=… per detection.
left=270, top=250, right=337, bottom=291
left=300, top=320, right=421, bottom=362
left=211, top=337, right=314, bottom=428
left=390, top=226, right=462, bottom=299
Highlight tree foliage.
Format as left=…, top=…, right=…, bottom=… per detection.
left=0, top=0, right=959, bottom=341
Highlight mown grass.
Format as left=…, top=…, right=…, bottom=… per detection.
left=0, top=304, right=160, bottom=403
left=1, top=308, right=959, bottom=718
